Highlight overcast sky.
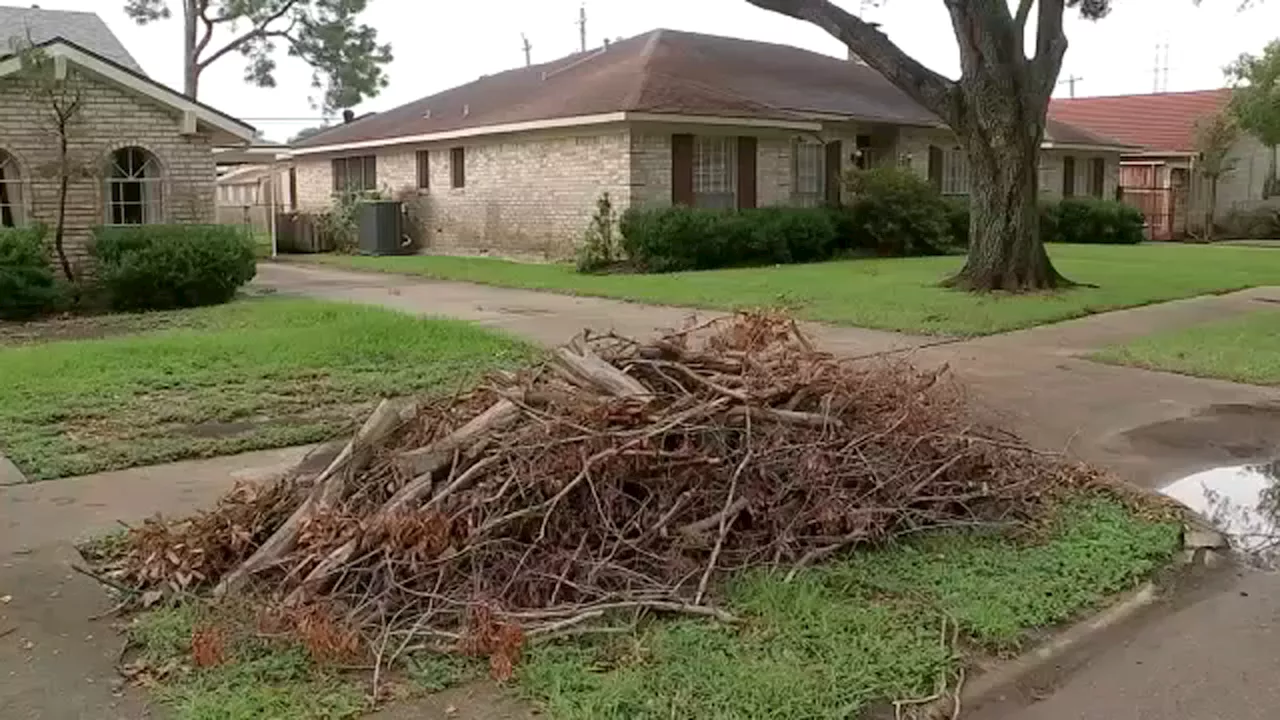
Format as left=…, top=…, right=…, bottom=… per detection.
left=23, top=0, right=1280, bottom=141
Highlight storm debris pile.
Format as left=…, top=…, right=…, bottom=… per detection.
left=98, top=313, right=1097, bottom=674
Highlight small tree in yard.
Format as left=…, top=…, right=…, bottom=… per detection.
left=124, top=0, right=392, bottom=112
left=1227, top=40, right=1280, bottom=199
left=9, top=37, right=91, bottom=283
left=1193, top=111, right=1239, bottom=241
left=741, top=0, right=1222, bottom=291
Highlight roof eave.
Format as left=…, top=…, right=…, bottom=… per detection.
left=291, top=111, right=830, bottom=156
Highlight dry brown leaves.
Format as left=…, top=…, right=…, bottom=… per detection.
left=97, top=312, right=1105, bottom=675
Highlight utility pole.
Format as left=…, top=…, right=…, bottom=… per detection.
left=521, top=33, right=532, bottom=67
left=578, top=5, right=587, bottom=53
left=1059, top=74, right=1083, bottom=98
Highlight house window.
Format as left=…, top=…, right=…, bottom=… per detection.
left=416, top=150, right=430, bottom=190
left=941, top=148, right=969, bottom=196
left=1062, top=155, right=1076, bottom=197
left=450, top=147, right=465, bottom=188
left=331, top=155, right=376, bottom=194
left=792, top=140, right=825, bottom=207
left=693, top=135, right=736, bottom=209
left=106, top=147, right=163, bottom=225
left=1088, top=158, right=1106, bottom=197
left=0, top=149, right=23, bottom=227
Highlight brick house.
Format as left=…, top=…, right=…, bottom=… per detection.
left=0, top=6, right=256, bottom=265
left=1051, top=89, right=1277, bottom=239
left=293, top=29, right=1130, bottom=260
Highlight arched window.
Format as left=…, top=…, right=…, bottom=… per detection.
left=0, top=150, right=23, bottom=228
left=106, top=147, right=163, bottom=225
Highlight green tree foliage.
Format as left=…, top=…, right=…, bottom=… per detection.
left=123, top=0, right=392, bottom=112
left=1192, top=111, right=1240, bottom=240
left=1227, top=40, right=1280, bottom=197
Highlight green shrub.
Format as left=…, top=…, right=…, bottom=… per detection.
left=576, top=192, right=621, bottom=273
left=1043, top=198, right=1144, bottom=245
left=91, top=225, right=257, bottom=311
left=842, top=167, right=951, bottom=255
left=0, top=224, right=59, bottom=320
left=944, top=197, right=970, bottom=248
left=619, top=206, right=836, bottom=272
left=1217, top=206, right=1280, bottom=239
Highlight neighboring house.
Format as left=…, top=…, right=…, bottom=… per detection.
left=0, top=6, right=256, bottom=264
left=292, top=29, right=1130, bottom=260
left=214, top=142, right=295, bottom=231
left=1051, top=89, right=1278, bottom=239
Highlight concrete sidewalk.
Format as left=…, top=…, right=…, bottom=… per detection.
left=256, top=262, right=1280, bottom=491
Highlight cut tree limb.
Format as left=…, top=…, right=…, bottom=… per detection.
left=214, top=398, right=405, bottom=597
left=552, top=345, right=651, bottom=398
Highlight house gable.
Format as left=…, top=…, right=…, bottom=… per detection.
left=0, top=38, right=256, bottom=146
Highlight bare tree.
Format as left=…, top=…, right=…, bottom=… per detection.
left=741, top=0, right=1120, bottom=291
left=1192, top=111, right=1239, bottom=241
left=11, top=37, right=88, bottom=282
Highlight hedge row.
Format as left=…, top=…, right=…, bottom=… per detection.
left=618, top=171, right=1145, bottom=273
left=93, top=225, right=257, bottom=311
left=0, top=224, right=257, bottom=320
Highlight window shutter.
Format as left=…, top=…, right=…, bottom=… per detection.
left=737, top=136, right=757, bottom=209
left=331, top=159, right=342, bottom=193
left=671, top=134, right=694, bottom=206
left=1062, top=156, right=1076, bottom=197
left=1090, top=158, right=1105, bottom=198
left=927, top=146, right=943, bottom=191
left=825, top=140, right=843, bottom=206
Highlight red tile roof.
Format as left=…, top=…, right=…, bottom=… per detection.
left=1049, top=89, right=1231, bottom=154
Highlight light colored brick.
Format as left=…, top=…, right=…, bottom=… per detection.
left=0, top=69, right=216, bottom=267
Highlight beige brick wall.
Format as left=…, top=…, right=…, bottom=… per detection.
left=0, top=69, right=215, bottom=268
left=293, top=125, right=632, bottom=260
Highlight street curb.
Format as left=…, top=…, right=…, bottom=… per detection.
left=922, top=581, right=1161, bottom=719
left=0, top=450, right=27, bottom=486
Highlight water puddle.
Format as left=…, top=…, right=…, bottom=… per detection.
left=1161, top=460, right=1280, bottom=567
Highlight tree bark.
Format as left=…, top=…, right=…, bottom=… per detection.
left=182, top=0, right=199, bottom=98
left=53, top=131, right=74, bottom=283
left=944, top=123, right=1066, bottom=291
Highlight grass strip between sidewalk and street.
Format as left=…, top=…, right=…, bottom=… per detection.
left=123, top=495, right=1179, bottom=720
left=0, top=297, right=537, bottom=480
left=298, top=243, right=1280, bottom=336
left=1093, top=309, right=1280, bottom=386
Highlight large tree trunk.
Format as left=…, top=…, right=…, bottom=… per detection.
left=944, top=87, right=1068, bottom=292
left=182, top=1, right=199, bottom=98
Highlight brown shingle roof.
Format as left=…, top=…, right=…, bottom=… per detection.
left=295, top=29, right=947, bottom=149
left=1049, top=89, right=1231, bottom=153
left=297, top=28, right=1127, bottom=152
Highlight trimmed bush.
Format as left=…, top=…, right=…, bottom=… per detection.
left=842, top=167, right=951, bottom=256
left=1043, top=198, right=1144, bottom=245
left=91, top=225, right=257, bottom=311
left=0, top=224, right=59, bottom=320
left=619, top=206, right=837, bottom=273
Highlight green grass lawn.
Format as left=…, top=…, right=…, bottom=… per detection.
left=122, top=495, right=1177, bottom=720
left=0, top=298, right=536, bottom=480
left=1094, top=309, right=1280, bottom=385
left=301, top=244, right=1280, bottom=336
left=518, top=496, right=1178, bottom=719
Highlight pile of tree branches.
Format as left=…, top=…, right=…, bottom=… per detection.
left=97, top=313, right=1099, bottom=676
